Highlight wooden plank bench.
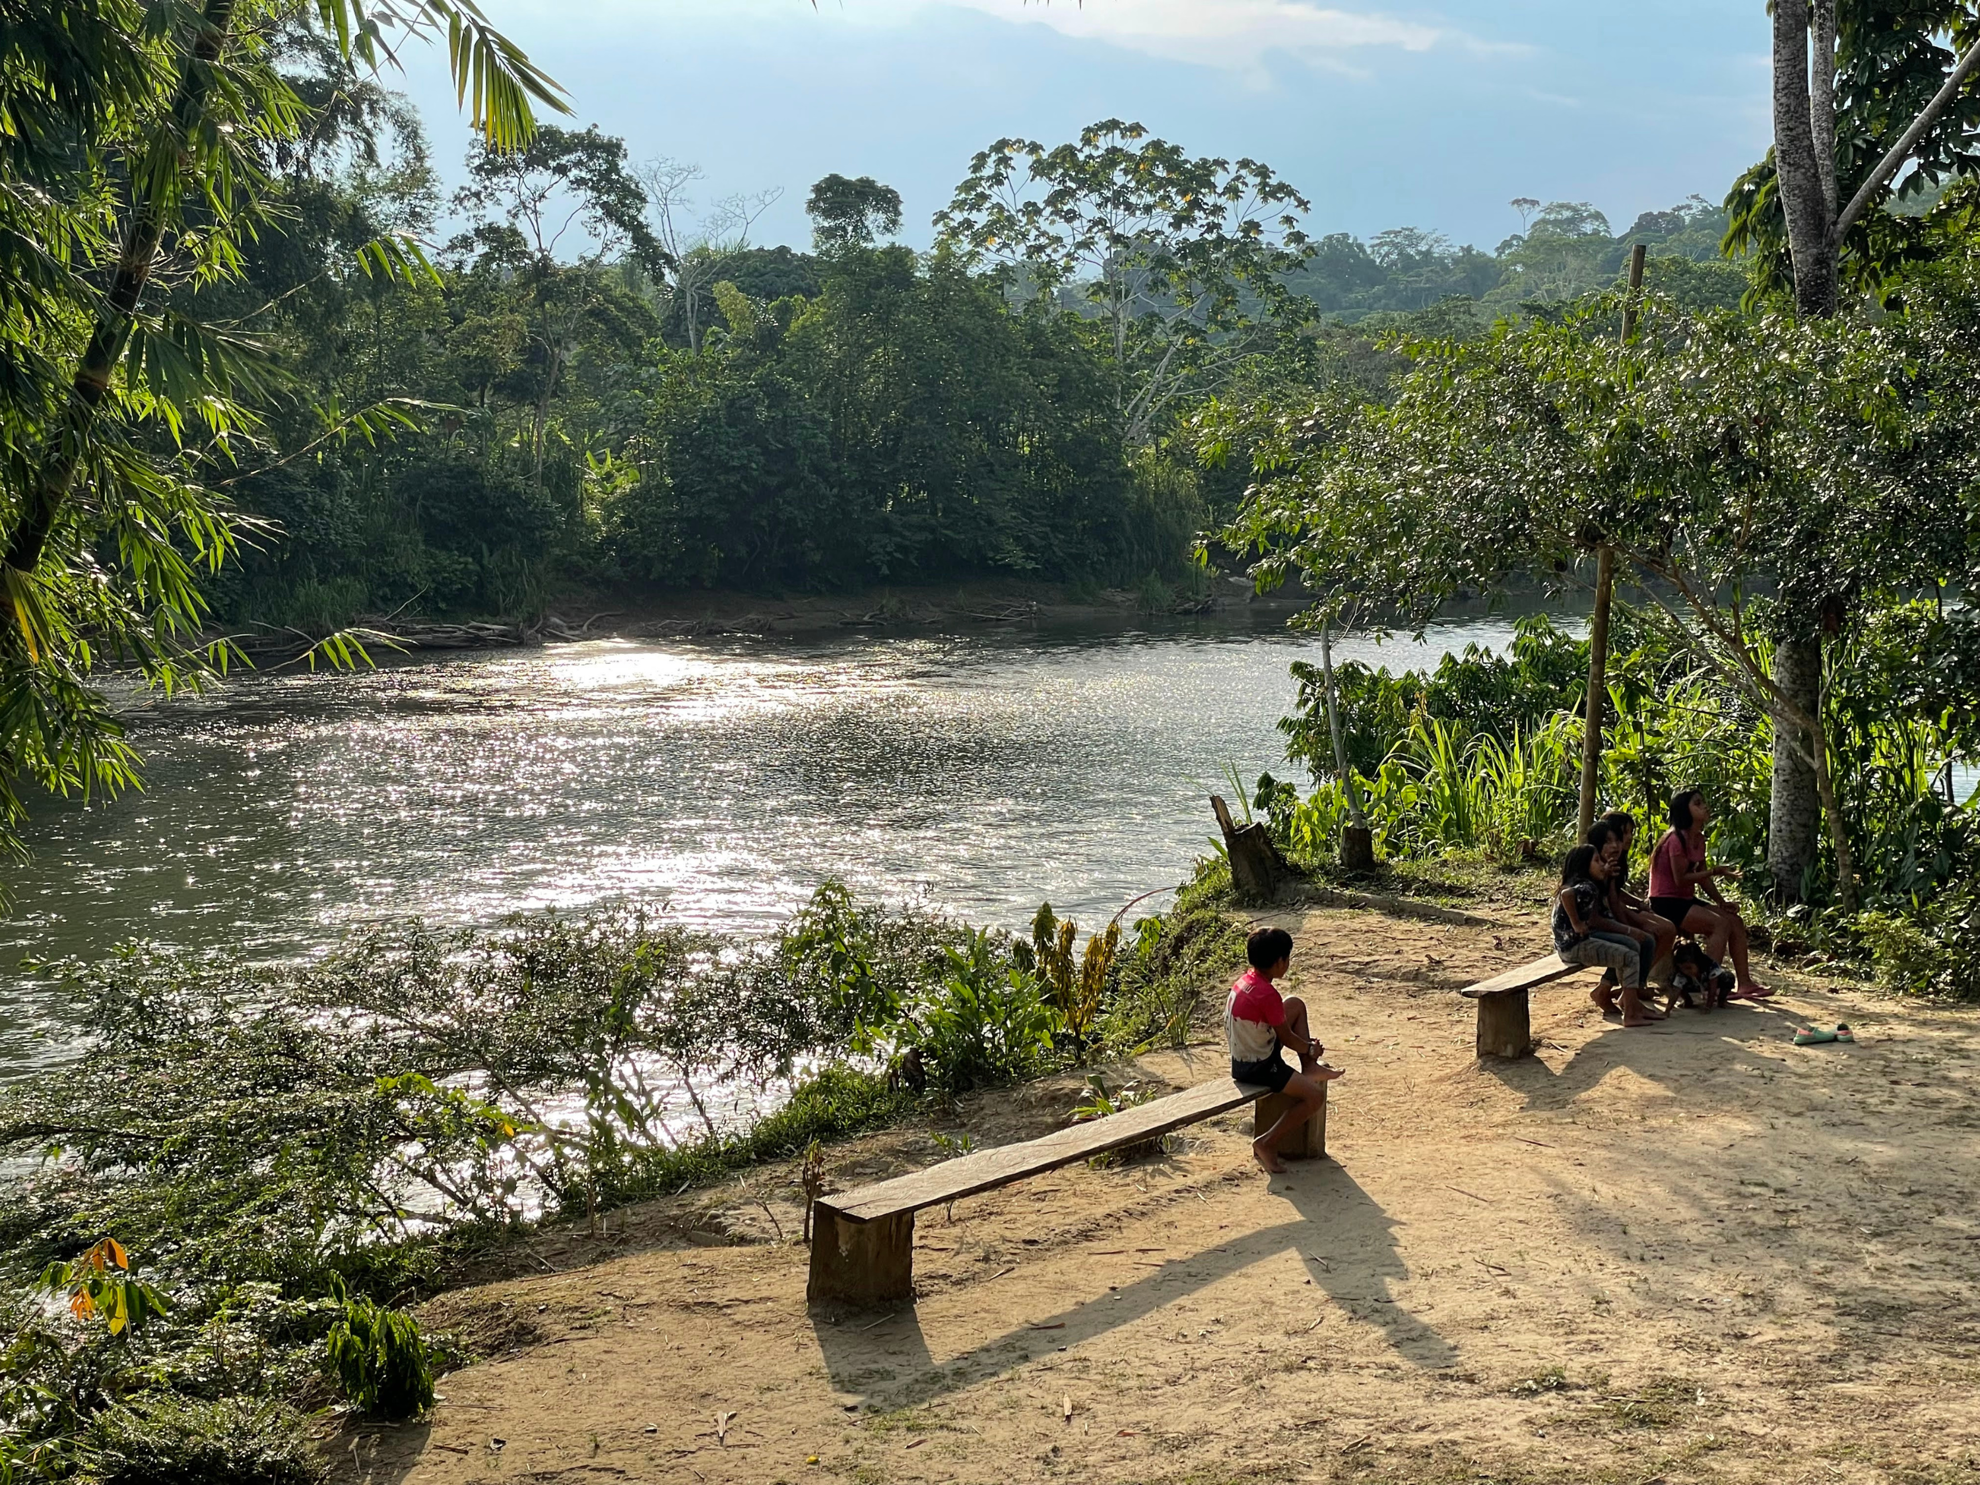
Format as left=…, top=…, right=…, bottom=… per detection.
left=807, top=1070, right=1326, bottom=1306
left=1459, top=955, right=1585, bottom=1057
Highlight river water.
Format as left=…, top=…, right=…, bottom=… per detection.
left=0, top=611, right=1521, bottom=1073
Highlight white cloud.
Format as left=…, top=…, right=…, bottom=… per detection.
left=488, top=0, right=1527, bottom=80
left=933, top=0, right=1527, bottom=74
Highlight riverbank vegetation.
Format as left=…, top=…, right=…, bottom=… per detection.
left=0, top=880, right=1239, bottom=1477
left=1219, top=251, right=1980, bottom=997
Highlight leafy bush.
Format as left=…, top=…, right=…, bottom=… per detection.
left=1281, top=614, right=1587, bottom=782
left=325, top=1284, right=434, bottom=1420
left=82, top=1395, right=318, bottom=1485
left=1856, top=887, right=1980, bottom=1000
left=899, top=930, right=1057, bottom=1093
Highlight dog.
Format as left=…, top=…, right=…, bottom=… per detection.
left=1670, top=940, right=1734, bottom=1009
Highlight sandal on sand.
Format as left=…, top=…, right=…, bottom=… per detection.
left=1793, top=1025, right=1839, bottom=1046
left=1834, top=1023, right=1855, bottom=1043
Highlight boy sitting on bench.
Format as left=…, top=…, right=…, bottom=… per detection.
left=1227, top=927, right=1342, bottom=1174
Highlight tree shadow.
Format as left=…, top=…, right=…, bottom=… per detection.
left=1478, top=996, right=1828, bottom=1113
left=810, top=1156, right=1453, bottom=1409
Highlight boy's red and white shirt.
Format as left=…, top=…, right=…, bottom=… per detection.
left=1224, top=967, right=1285, bottom=1063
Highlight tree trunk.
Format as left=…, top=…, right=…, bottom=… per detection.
left=1809, top=703, right=1860, bottom=914
left=1765, top=0, right=1836, bottom=895
left=1577, top=545, right=1615, bottom=838
left=1212, top=795, right=1281, bottom=902
left=1318, top=620, right=1373, bottom=869
left=1767, top=634, right=1823, bottom=902
left=3, top=0, right=238, bottom=577
left=1772, top=0, right=1839, bottom=318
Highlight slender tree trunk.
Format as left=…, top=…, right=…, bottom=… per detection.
left=1766, top=0, right=1837, bottom=902
left=2, top=0, right=237, bottom=576
left=1578, top=544, right=1615, bottom=838
left=1773, top=0, right=1838, bottom=318
left=1318, top=619, right=1369, bottom=833
left=1808, top=703, right=1860, bottom=913
left=1810, top=0, right=1839, bottom=224
left=1767, top=635, right=1823, bottom=902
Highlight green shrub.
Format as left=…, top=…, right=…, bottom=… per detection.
left=325, top=1285, right=434, bottom=1420
left=1857, top=890, right=1980, bottom=999
left=900, top=930, right=1057, bottom=1093
left=1101, top=897, right=1245, bottom=1053
left=84, top=1394, right=318, bottom=1485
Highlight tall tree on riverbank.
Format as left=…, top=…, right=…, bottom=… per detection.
left=1727, top=0, right=1980, bottom=901
left=936, top=121, right=1313, bottom=449
left=0, top=0, right=559, bottom=864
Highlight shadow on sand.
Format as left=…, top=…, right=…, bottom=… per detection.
left=1477, top=996, right=1838, bottom=1112
left=810, top=1156, right=1453, bottom=1407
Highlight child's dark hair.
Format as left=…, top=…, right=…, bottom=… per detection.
left=1586, top=819, right=1617, bottom=853
left=1560, top=843, right=1598, bottom=885
left=1600, top=809, right=1635, bottom=838
left=1246, top=926, right=1294, bottom=971
left=1669, top=788, right=1703, bottom=832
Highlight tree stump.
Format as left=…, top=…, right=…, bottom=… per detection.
left=1340, top=825, right=1375, bottom=871
left=1252, top=1082, right=1327, bottom=1159
left=1211, top=794, right=1280, bottom=901
left=1474, top=989, right=1532, bottom=1059
left=807, top=1207, right=914, bottom=1307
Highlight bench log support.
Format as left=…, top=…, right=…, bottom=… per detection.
left=808, top=1206, right=914, bottom=1307
left=1459, top=955, right=1585, bottom=1060
left=1474, top=989, right=1532, bottom=1059
left=1252, top=1081, right=1327, bottom=1159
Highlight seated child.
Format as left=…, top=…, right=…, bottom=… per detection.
left=1226, top=927, right=1343, bottom=1175
left=1594, top=811, right=1677, bottom=982
left=1554, top=844, right=1663, bottom=1029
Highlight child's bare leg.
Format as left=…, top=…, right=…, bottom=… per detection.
left=1698, top=907, right=1732, bottom=970
left=1725, top=916, right=1767, bottom=993
left=1251, top=1069, right=1336, bottom=1174
left=1590, top=972, right=1618, bottom=1014
left=1280, top=997, right=1319, bottom=1072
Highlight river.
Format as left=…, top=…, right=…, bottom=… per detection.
left=0, top=610, right=1525, bottom=1073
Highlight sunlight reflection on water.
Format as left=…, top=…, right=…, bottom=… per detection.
left=0, top=615, right=1524, bottom=1069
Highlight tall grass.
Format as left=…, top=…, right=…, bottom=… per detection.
left=1274, top=710, right=1582, bottom=864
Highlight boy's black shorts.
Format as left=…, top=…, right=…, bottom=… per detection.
left=1230, top=1053, right=1293, bottom=1093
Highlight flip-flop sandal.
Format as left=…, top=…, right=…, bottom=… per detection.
left=1793, top=1025, right=1839, bottom=1045
left=1834, top=1024, right=1855, bottom=1043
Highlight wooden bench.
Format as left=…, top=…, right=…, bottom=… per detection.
left=807, top=1071, right=1326, bottom=1306
left=1459, top=955, right=1585, bottom=1057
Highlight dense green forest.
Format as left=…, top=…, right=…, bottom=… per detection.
left=196, top=68, right=1752, bottom=630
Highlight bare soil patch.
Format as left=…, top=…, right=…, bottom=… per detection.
left=330, top=904, right=1980, bottom=1485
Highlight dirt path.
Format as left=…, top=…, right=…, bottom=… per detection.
left=334, top=905, right=1980, bottom=1485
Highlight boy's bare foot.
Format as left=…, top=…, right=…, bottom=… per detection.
left=1622, top=1014, right=1655, bottom=1028
left=1251, top=1142, right=1288, bottom=1174
left=1309, top=1063, right=1345, bottom=1081
left=1590, top=986, right=1619, bottom=1015
left=1730, top=983, right=1774, bottom=1000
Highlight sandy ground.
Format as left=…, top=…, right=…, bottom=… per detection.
left=330, top=903, right=1980, bottom=1485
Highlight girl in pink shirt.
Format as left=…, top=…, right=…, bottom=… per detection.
left=1648, top=789, right=1769, bottom=998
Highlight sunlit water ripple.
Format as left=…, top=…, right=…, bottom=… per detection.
left=0, top=614, right=1525, bottom=1074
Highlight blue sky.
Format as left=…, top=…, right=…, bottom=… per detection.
left=397, top=0, right=1774, bottom=253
